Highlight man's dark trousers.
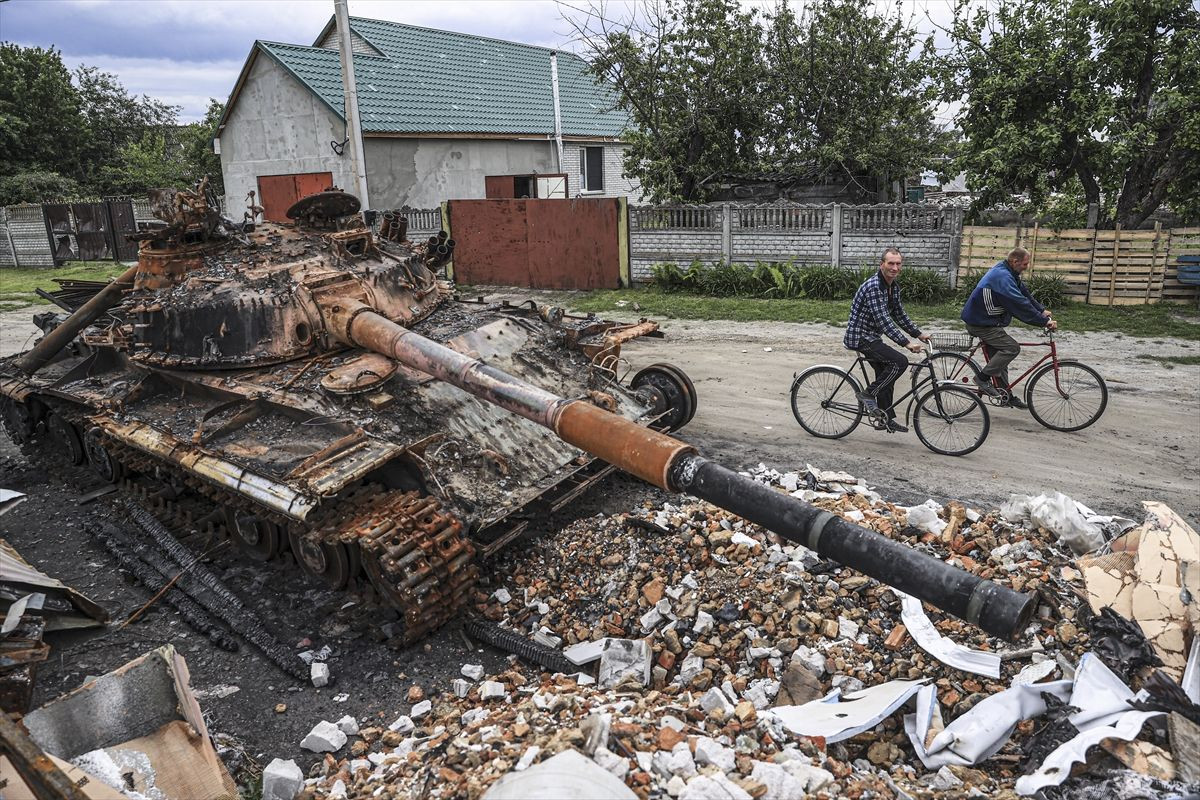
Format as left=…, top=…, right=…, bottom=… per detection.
left=857, top=340, right=908, bottom=419
left=966, top=324, right=1021, bottom=386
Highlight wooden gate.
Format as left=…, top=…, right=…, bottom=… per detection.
left=256, top=172, right=333, bottom=223
left=448, top=198, right=623, bottom=289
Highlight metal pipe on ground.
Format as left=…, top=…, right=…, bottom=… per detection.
left=668, top=455, right=1034, bottom=638
left=326, top=300, right=1035, bottom=638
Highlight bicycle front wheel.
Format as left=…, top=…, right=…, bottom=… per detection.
left=913, top=385, right=990, bottom=456
left=790, top=366, right=864, bottom=439
left=912, top=351, right=979, bottom=394
left=1026, top=360, right=1108, bottom=432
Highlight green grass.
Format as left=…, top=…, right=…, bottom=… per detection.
left=0, top=262, right=129, bottom=309
left=1135, top=353, right=1200, bottom=368
left=567, top=288, right=1200, bottom=340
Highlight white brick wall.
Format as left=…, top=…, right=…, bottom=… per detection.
left=560, top=142, right=643, bottom=202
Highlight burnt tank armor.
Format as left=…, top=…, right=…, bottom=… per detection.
left=0, top=186, right=1036, bottom=642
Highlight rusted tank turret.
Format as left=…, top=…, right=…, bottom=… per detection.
left=0, top=185, right=1034, bottom=641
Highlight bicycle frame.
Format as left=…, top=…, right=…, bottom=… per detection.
left=949, top=334, right=1070, bottom=395
left=849, top=354, right=940, bottom=424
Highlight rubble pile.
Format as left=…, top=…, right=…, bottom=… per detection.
left=285, top=466, right=1198, bottom=800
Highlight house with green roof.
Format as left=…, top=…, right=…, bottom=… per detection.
left=216, top=16, right=640, bottom=221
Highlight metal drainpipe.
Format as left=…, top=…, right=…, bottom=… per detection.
left=334, top=0, right=370, bottom=208
left=550, top=52, right=565, bottom=174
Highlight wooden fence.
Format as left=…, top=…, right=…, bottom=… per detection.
left=959, top=224, right=1200, bottom=305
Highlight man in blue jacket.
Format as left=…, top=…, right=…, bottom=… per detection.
left=961, top=248, right=1057, bottom=407
left=844, top=248, right=930, bottom=432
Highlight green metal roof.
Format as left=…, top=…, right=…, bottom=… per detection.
left=252, top=17, right=628, bottom=137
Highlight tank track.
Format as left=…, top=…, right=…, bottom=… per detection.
left=5, top=396, right=479, bottom=645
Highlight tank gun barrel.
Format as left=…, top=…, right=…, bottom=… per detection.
left=16, top=263, right=139, bottom=375
left=327, top=299, right=1035, bottom=638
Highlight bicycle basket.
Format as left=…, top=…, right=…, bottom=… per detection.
left=929, top=333, right=974, bottom=352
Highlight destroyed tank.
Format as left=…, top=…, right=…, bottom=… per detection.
left=0, top=185, right=1036, bottom=642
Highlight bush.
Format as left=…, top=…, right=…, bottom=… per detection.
left=1025, top=273, right=1070, bottom=308
left=956, top=269, right=985, bottom=300
left=897, top=268, right=953, bottom=303
left=0, top=171, right=81, bottom=205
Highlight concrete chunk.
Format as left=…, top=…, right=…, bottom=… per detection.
left=750, top=761, right=807, bottom=800
left=693, top=736, right=735, bottom=772
left=700, top=687, right=735, bottom=715
left=480, top=680, right=506, bottom=699
left=563, top=638, right=610, bottom=666
left=262, top=758, right=303, bottom=800
left=387, top=715, right=414, bottom=734
left=310, top=662, right=330, bottom=688
left=300, top=720, right=347, bottom=752
left=335, top=715, right=358, bottom=735
left=678, top=773, right=753, bottom=800
left=461, top=663, right=485, bottom=680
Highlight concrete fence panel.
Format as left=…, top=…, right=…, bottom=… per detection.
left=629, top=202, right=963, bottom=284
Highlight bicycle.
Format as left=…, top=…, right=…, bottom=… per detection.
left=789, top=342, right=991, bottom=456
left=919, top=331, right=1108, bottom=432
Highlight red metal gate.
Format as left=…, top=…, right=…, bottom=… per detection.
left=257, top=172, right=333, bottom=223
left=449, top=198, right=621, bottom=289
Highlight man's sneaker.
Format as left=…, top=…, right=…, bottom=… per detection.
left=973, top=373, right=1001, bottom=398
left=857, top=392, right=880, bottom=412
left=1006, top=395, right=1029, bottom=410
left=885, top=419, right=909, bottom=433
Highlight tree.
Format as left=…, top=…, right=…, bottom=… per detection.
left=75, top=66, right=180, bottom=195
left=0, top=171, right=81, bottom=206
left=764, top=0, right=947, bottom=200
left=0, top=45, right=85, bottom=179
left=571, top=0, right=770, bottom=202
left=941, top=0, right=1200, bottom=228
left=179, top=99, right=226, bottom=194
left=567, top=0, right=946, bottom=203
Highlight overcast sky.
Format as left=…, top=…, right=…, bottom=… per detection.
left=1, top=0, right=958, bottom=123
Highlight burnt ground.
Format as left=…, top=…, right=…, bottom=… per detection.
left=0, top=445, right=676, bottom=790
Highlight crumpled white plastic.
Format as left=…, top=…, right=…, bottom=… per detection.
left=901, top=500, right=946, bottom=536
left=1014, top=709, right=1162, bottom=795
left=898, top=592, right=1000, bottom=678
left=999, top=492, right=1109, bottom=554
left=905, top=652, right=1159, bottom=792
left=774, top=680, right=928, bottom=743
left=904, top=680, right=1072, bottom=768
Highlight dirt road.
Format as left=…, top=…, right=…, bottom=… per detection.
left=617, top=317, right=1199, bottom=524
left=3, top=305, right=1196, bottom=523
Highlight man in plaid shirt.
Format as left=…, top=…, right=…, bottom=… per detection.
left=843, top=248, right=930, bottom=432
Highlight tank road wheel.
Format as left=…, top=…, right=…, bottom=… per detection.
left=83, top=427, right=125, bottom=483
left=0, top=397, right=41, bottom=446
left=223, top=508, right=284, bottom=560
left=289, top=529, right=357, bottom=590
left=631, top=363, right=697, bottom=431
left=47, top=413, right=86, bottom=466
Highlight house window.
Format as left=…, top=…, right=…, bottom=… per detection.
left=581, top=146, right=604, bottom=192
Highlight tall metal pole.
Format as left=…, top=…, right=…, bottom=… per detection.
left=334, top=0, right=370, bottom=208
left=549, top=52, right=565, bottom=174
